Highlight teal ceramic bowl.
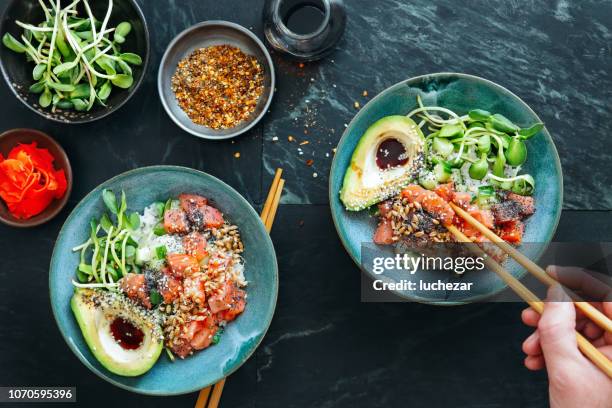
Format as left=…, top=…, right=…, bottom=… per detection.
left=49, top=166, right=278, bottom=395
left=329, top=73, right=563, bottom=305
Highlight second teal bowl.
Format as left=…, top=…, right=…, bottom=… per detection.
left=329, top=73, right=563, bottom=305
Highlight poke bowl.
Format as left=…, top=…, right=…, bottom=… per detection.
left=49, top=166, right=278, bottom=395
left=329, top=73, right=563, bottom=304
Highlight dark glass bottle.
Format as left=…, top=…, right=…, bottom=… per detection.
left=263, top=0, right=346, bottom=61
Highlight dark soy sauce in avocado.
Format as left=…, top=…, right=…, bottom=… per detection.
left=110, top=317, right=144, bottom=350
left=376, top=139, right=408, bottom=169
left=281, top=0, right=326, bottom=35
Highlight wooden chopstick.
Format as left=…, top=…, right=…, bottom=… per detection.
left=195, top=169, right=285, bottom=408
left=261, top=168, right=283, bottom=225
left=446, top=224, right=612, bottom=378
left=449, top=202, right=612, bottom=333
left=265, top=179, right=284, bottom=233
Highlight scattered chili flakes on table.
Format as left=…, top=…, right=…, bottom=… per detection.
left=0, top=142, right=67, bottom=219
left=171, top=45, right=264, bottom=129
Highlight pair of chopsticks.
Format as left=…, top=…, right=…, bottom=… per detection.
left=446, top=202, right=612, bottom=378
left=195, top=168, right=285, bottom=408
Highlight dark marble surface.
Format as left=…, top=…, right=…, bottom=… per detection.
left=0, top=0, right=610, bottom=407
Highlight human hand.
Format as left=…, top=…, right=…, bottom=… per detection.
left=521, top=266, right=612, bottom=408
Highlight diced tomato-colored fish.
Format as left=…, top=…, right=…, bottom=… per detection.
left=171, top=338, right=192, bottom=358
left=507, top=193, right=535, bottom=216
left=183, top=276, right=207, bottom=305
left=183, top=232, right=208, bottom=261
left=208, top=252, right=230, bottom=273
left=434, top=182, right=455, bottom=202
left=451, top=192, right=472, bottom=209
left=499, top=220, right=525, bottom=244
left=202, top=205, right=224, bottom=228
left=119, top=273, right=152, bottom=309
left=373, top=219, right=394, bottom=245
left=166, top=253, right=201, bottom=277
left=401, top=185, right=455, bottom=226
left=163, top=209, right=189, bottom=234
left=189, top=315, right=218, bottom=350
left=179, top=194, right=208, bottom=211
left=158, top=268, right=181, bottom=304
left=218, top=287, right=246, bottom=322
left=208, top=281, right=238, bottom=313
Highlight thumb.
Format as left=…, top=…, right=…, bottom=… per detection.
left=538, top=284, right=582, bottom=371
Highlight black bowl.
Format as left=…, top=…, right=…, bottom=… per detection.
left=0, top=0, right=150, bottom=124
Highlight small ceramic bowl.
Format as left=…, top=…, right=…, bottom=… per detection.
left=158, top=21, right=275, bottom=140
left=0, top=128, right=72, bottom=228
left=49, top=166, right=278, bottom=395
left=329, top=73, right=563, bottom=305
left=0, top=0, right=150, bottom=124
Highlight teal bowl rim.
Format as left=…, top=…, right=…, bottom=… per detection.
left=329, top=72, right=564, bottom=306
left=48, top=165, right=279, bottom=395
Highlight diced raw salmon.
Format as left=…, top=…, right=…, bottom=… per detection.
left=451, top=192, right=473, bottom=209
left=166, top=253, right=200, bottom=277
left=464, top=204, right=495, bottom=230
left=179, top=192, right=224, bottom=230
left=171, top=337, right=193, bottom=359
left=208, top=252, right=230, bottom=273
left=202, top=205, right=224, bottom=228
left=179, top=194, right=208, bottom=211
left=401, top=185, right=455, bottom=226
left=183, top=232, right=208, bottom=261
left=507, top=193, right=535, bottom=216
left=218, top=287, right=246, bottom=322
left=499, top=220, right=525, bottom=244
left=492, top=193, right=536, bottom=224
left=164, top=209, right=189, bottom=234
left=158, top=268, right=181, bottom=304
left=373, top=219, right=394, bottom=245
left=435, top=182, right=455, bottom=202
left=189, top=315, right=218, bottom=350
left=119, top=273, right=152, bottom=309
left=208, top=281, right=237, bottom=313
left=184, top=276, right=207, bottom=305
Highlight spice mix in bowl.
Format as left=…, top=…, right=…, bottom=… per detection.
left=158, top=21, right=275, bottom=140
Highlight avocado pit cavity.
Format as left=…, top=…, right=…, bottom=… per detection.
left=376, top=137, right=408, bottom=170
left=110, top=317, right=145, bottom=350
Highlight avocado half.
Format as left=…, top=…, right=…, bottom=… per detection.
left=340, top=115, right=425, bottom=211
left=71, top=289, right=164, bottom=377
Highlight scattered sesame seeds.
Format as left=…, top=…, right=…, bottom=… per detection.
left=354, top=101, right=360, bottom=109
left=313, top=172, right=318, bottom=178
left=272, top=136, right=278, bottom=142
left=234, top=152, right=241, bottom=158
left=288, top=135, right=295, bottom=142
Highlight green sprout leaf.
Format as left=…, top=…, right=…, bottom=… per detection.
left=39, top=86, right=52, bottom=107
left=120, top=52, right=142, bottom=65
left=518, top=123, right=544, bottom=140
left=33, top=63, right=46, bottom=81
left=102, top=189, right=118, bottom=214
left=2, top=32, right=26, bottom=53
left=111, top=74, right=134, bottom=89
